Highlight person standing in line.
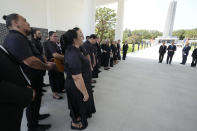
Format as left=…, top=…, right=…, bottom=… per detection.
left=180, top=41, right=191, bottom=65
left=158, top=42, right=167, bottom=63
left=122, top=41, right=129, bottom=60
left=2, top=13, right=55, bottom=131
left=166, top=42, right=177, bottom=64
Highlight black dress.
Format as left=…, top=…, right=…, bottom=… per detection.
left=64, top=45, right=96, bottom=126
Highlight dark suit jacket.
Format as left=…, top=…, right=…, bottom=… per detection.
left=182, top=46, right=191, bottom=56
left=123, top=44, right=129, bottom=52
left=167, top=45, right=177, bottom=56
left=159, top=45, right=167, bottom=54
left=0, top=47, right=33, bottom=131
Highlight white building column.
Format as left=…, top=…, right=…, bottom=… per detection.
left=115, top=0, right=125, bottom=42
left=83, top=0, right=96, bottom=38
left=46, top=0, right=56, bottom=32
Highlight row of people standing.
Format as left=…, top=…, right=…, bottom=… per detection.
left=158, top=41, right=197, bottom=67
left=100, top=40, right=122, bottom=70
left=0, top=13, right=97, bottom=131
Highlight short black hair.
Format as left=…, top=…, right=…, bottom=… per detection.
left=89, top=34, right=97, bottom=39
left=86, top=36, right=90, bottom=40
left=73, top=27, right=80, bottom=31
left=32, top=28, right=39, bottom=35
left=49, top=31, right=56, bottom=37
left=2, top=13, right=19, bottom=28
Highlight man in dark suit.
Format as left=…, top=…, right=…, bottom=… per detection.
left=158, top=42, right=167, bottom=63
left=180, top=41, right=191, bottom=65
left=0, top=45, right=34, bottom=131
left=122, top=41, right=129, bottom=60
left=167, top=42, right=177, bottom=64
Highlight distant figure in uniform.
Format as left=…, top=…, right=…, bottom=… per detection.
left=158, top=42, right=167, bottom=63
left=167, top=42, right=177, bottom=64
left=180, top=41, right=191, bottom=65
left=122, top=41, right=129, bottom=60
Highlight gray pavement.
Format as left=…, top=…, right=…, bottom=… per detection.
left=21, top=46, right=197, bottom=131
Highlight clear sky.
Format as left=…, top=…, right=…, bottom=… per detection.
left=101, top=0, right=197, bottom=32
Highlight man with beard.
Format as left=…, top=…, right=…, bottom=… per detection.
left=3, top=13, right=54, bottom=131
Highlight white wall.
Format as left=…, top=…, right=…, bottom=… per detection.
left=0, top=0, right=85, bottom=31
left=54, top=0, right=85, bottom=31
left=0, top=0, right=48, bottom=28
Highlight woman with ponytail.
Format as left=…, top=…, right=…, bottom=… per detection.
left=63, top=28, right=95, bottom=130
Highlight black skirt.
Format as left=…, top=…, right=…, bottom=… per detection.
left=65, top=78, right=96, bottom=122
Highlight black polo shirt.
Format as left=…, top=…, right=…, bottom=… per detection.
left=45, top=41, right=62, bottom=61
left=82, top=40, right=94, bottom=65
left=3, top=30, right=45, bottom=79
left=3, top=30, right=33, bottom=62
left=31, top=38, right=44, bottom=55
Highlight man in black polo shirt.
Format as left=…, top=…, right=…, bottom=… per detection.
left=45, top=31, right=65, bottom=99
left=82, top=34, right=97, bottom=83
left=3, top=13, right=54, bottom=131
left=31, top=29, right=49, bottom=88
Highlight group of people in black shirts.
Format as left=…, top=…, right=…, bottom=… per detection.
left=158, top=41, right=197, bottom=67
left=0, top=13, right=128, bottom=131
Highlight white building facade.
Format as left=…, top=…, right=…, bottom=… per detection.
left=0, top=0, right=125, bottom=41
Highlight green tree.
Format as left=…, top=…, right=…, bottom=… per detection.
left=95, top=7, right=116, bottom=42
left=172, top=29, right=185, bottom=40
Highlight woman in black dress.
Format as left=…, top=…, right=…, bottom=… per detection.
left=63, top=29, right=95, bottom=130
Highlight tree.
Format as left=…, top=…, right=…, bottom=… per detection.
left=172, top=29, right=185, bottom=40
left=95, top=7, right=116, bottom=42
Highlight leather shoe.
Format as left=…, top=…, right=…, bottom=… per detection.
left=28, top=127, right=46, bottom=131
left=39, top=114, right=50, bottom=120
left=38, top=124, right=51, bottom=130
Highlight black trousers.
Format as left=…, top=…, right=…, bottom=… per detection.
left=0, top=105, right=24, bottom=131
left=26, top=76, right=43, bottom=129
left=103, top=53, right=110, bottom=68
left=182, top=55, right=188, bottom=64
left=159, top=53, right=164, bottom=62
left=167, top=55, right=173, bottom=64
left=110, top=58, right=114, bottom=67
left=191, top=58, right=197, bottom=67
left=92, top=64, right=98, bottom=78
left=123, top=51, right=127, bottom=60
left=48, top=70, right=64, bottom=93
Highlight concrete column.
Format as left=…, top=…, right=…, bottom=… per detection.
left=46, top=0, right=56, bottom=32
left=115, top=0, right=125, bottom=42
left=163, top=0, right=177, bottom=37
left=83, top=0, right=96, bottom=38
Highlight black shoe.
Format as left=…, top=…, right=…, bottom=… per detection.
left=91, top=85, right=95, bottom=88
left=39, top=114, right=50, bottom=120
left=43, top=83, right=50, bottom=87
left=38, top=124, right=51, bottom=130
left=28, top=127, right=46, bottom=131
left=41, top=89, right=47, bottom=93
